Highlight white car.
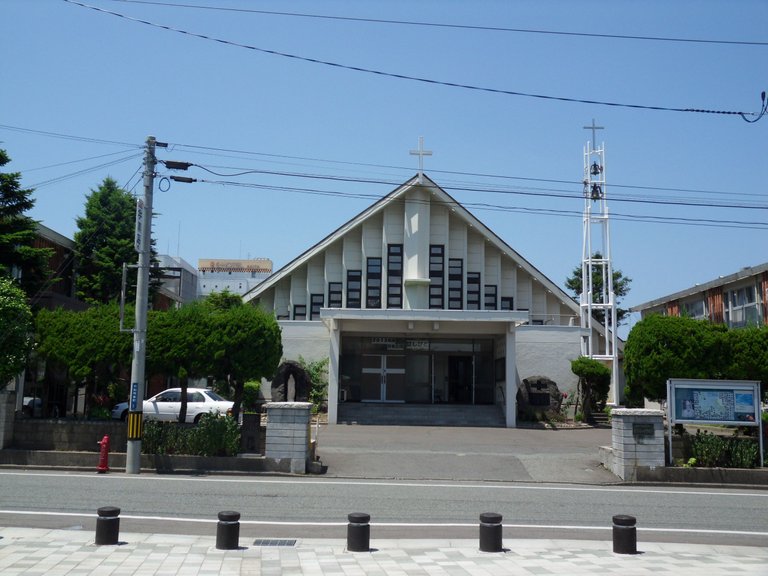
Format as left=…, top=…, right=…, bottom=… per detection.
left=111, top=388, right=233, bottom=423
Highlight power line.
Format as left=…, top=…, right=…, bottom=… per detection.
left=184, top=176, right=768, bottom=230
left=168, top=160, right=768, bottom=212
left=0, top=123, right=140, bottom=149
left=108, top=0, right=768, bottom=47
left=28, top=153, right=144, bottom=189
left=3, top=123, right=762, bottom=204
left=64, top=0, right=766, bottom=121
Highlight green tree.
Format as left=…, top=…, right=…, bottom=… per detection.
left=564, top=252, right=632, bottom=325
left=147, top=303, right=211, bottom=423
left=0, top=149, right=52, bottom=296
left=623, top=315, right=729, bottom=402
left=147, top=301, right=282, bottom=422
left=0, top=277, right=33, bottom=389
left=35, top=303, right=132, bottom=414
left=570, top=356, right=611, bottom=422
left=74, top=177, right=160, bottom=304
left=203, top=289, right=242, bottom=310
left=206, top=304, right=282, bottom=420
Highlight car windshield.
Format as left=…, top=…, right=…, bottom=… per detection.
left=203, top=390, right=225, bottom=401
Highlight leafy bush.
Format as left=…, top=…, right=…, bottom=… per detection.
left=141, top=421, right=192, bottom=455
left=242, top=381, right=261, bottom=412
left=297, top=356, right=329, bottom=413
left=687, top=430, right=759, bottom=469
left=690, top=430, right=727, bottom=467
left=141, top=414, right=239, bottom=456
left=188, top=413, right=240, bottom=456
left=728, top=437, right=759, bottom=469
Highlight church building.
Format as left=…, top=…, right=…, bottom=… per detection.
left=244, top=173, right=608, bottom=427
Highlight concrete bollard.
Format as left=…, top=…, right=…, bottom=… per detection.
left=479, top=512, right=503, bottom=552
left=612, top=514, right=637, bottom=554
left=346, top=512, right=371, bottom=552
left=95, top=506, right=121, bottom=545
left=216, top=511, right=241, bottom=550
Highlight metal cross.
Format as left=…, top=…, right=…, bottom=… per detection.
left=409, top=136, right=432, bottom=183
left=583, top=118, right=604, bottom=149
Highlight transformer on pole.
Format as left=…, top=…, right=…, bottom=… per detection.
left=581, top=120, right=620, bottom=405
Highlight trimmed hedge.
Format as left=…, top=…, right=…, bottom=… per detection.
left=141, top=413, right=240, bottom=457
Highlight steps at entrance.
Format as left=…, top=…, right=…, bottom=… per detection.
left=589, top=411, right=610, bottom=427
left=337, top=403, right=506, bottom=427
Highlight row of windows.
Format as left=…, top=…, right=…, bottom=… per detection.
left=289, top=244, right=516, bottom=320
left=678, top=284, right=763, bottom=328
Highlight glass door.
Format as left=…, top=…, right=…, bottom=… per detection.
left=360, top=354, right=406, bottom=402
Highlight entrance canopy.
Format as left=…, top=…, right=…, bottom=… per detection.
left=321, top=308, right=528, bottom=426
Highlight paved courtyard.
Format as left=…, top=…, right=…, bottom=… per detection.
left=315, top=423, right=619, bottom=484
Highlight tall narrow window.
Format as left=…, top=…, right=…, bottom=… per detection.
left=366, top=257, right=382, bottom=308
left=500, top=296, right=514, bottom=311
left=448, top=258, right=463, bottom=309
left=310, top=293, right=324, bottom=320
left=387, top=244, right=403, bottom=308
left=484, top=285, right=497, bottom=310
left=467, top=272, right=481, bottom=310
left=347, top=270, right=361, bottom=309
left=429, top=245, right=444, bottom=309
left=328, top=282, right=342, bottom=308
left=293, top=304, right=306, bottom=320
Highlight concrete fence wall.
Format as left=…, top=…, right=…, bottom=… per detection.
left=13, top=418, right=128, bottom=452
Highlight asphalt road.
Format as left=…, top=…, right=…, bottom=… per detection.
left=1, top=424, right=765, bottom=547
left=1, top=471, right=766, bottom=547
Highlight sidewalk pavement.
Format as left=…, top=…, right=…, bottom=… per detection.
left=1, top=527, right=766, bottom=576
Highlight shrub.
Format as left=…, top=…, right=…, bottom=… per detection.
left=242, top=381, right=261, bottom=412
left=141, top=414, right=239, bottom=456
left=141, top=421, right=192, bottom=455
left=690, top=430, right=727, bottom=467
left=188, top=413, right=240, bottom=456
left=297, top=356, right=329, bottom=413
left=687, top=430, right=760, bottom=468
left=727, top=437, right=759, bottom=469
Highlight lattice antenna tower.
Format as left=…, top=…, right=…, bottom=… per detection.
left=581, top=120, right=619, bottom=404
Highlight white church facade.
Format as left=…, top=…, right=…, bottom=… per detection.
left=244, top=173, right=608, bottom=427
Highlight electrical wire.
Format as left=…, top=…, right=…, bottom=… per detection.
left=27, top=153, right=144, bottom=189
left=63, top=0, right=766, bottom=121
left=0, top=123, right=140, bottom=149
left=186, top=176, right=768, bottom=230
left=169, top=160, right=768, bottom=212
left=4, top=123, right=763, bottom=207
left=107, top=0, right=768, bottom=47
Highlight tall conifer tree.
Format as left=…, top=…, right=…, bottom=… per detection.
left=0, top=149, right=52, bottom=296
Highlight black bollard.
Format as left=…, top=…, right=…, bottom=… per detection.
left=346, top=512, right=371, bottom=552
left=612, top=514, right=637, bottom=554
left=95, top=506, right=121, bottom=545
left=479, top=512, right=503, bottom=552
left=216, top=511, right=241, bottom=550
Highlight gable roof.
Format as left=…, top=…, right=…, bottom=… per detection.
left=631, top=262, right=768, bottom=312
left=243, top=173, right=579, bottom=314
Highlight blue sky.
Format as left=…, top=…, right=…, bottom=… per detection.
left=2, top=0, right=766, bottom=337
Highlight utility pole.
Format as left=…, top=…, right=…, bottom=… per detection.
left=126, top=136, right=164, bottom=474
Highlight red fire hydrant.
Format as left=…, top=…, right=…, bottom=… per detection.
left=97, top=435, right=110, bottom=474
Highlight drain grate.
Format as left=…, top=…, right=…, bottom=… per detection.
left=252, top=539, right=297, bottom=547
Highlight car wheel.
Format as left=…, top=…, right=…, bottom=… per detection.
left=120, top=409, right=128, bottom=421
left=194, top=413, right=203, bottom=424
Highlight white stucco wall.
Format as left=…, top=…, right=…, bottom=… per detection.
left=515, top=325, right=583, bottom=395
left=278, top=321, right=331, bottom=363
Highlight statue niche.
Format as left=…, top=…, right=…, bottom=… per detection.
left=271, top=360, right=312, bottom=402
